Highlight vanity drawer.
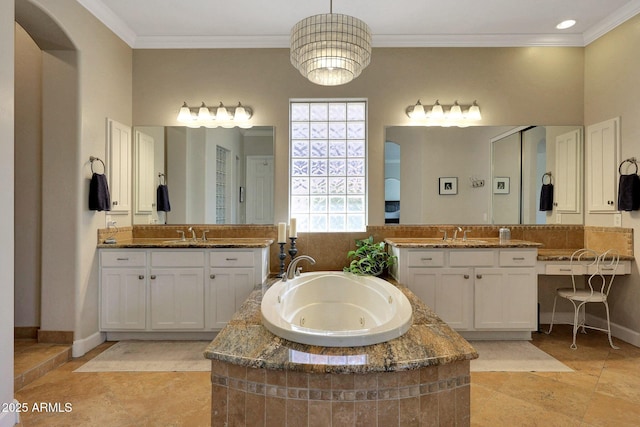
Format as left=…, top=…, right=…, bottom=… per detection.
left=544, top=264, right=586, bottom=275
left=407, top=251, right=445, bottom=267
left=210, top=251, right=254, bottom=267
left=499, top=250, right=537, bottom=267
left=151, top=251, right=205, bottom=267
left=101, top=251, right=146, bottom=267
left=449, top=250, right=494, bottom=267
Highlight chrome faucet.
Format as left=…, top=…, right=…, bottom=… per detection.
left=453, top=226, right=463, bottom=240
left=188, top=226, right=197, bottom=242
left=283, top=255, right=316, bottom=281
left=201, top=229, right=210, bottom=241
left=462, top=230, right=471, bottom=241
left=176, top=230, right=186, bottom=241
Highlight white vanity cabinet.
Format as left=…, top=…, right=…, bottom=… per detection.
left=391, top=246, right=538, bottom=339
left=100, top=251, right=147, bottom=330
left=149, top=251, right=205, bottom=330
left=207, top=250, right=259, bottom=329
left=99, top=246, right=270, bottom=334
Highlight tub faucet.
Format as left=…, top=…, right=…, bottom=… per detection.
left=283, top=255, right=316, bottom=281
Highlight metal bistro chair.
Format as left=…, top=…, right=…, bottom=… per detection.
left=547, top=248, right=620, bottom=350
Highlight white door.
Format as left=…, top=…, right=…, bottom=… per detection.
left=587, top=118, right=620, bottom=212
left=474, top=267, right=537, bottom=330
left=100, top=268, right=146, bottom=330
left=207, top=268, right=255, bottom=329
left=107, top=118, right=132, bottom=213
left=150, top=268, right=205, bottom=329
left=134, top=130, right=155, bottom=214
left=554, top=129, right=582, bottom=213
left=246, top=156, right=274, bottom=224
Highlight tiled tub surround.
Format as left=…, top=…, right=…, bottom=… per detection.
left=205, top=278, right=477, bottom=426
left=98, top=225, right=634, bottom=273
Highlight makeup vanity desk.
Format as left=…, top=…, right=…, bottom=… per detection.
left=385, top=238, right=633, bottom=340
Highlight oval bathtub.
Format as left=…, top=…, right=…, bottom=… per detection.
left=261, top=271, right=413, bottom=347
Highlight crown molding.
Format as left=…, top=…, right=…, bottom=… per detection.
left=78, top=0, right=640, bottom=49
left=583, top=0, right=640, bottom=45
left=77, top=0, right=136, bottom=47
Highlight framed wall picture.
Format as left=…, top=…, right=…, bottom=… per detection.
left=439, top=177, right=458, bottom=195
left=494, top=177, right=510, bottom=194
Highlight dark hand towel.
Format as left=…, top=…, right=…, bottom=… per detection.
left=157, top=184, right=171, bottom=212
left=617, top=174, right=640, bottom=211
left=539, top=183, right=554, bottom=211
left=89, top=173, right=111, bottom=211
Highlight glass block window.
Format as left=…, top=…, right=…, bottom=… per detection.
left=216, top=145, right=229, bottom=224
left=290, top=100, right=367, bottom=232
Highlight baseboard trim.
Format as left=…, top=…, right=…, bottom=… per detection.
left=105, top=331, right=217, bottom=341
left=14, top=326, right=39, bottom=339
left=37, top=330, right=73, bottom=344
left=0, top=400, right=20, bottom=427
left=72, top=332, right=106, bottom=358
left=541, top=311, right=640, bottom=347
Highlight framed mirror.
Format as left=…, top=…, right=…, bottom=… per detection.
left=384, top=125, right=583, bottom=225
left=133, top=125, right=274, bottom=225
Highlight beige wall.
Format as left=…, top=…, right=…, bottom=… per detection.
left=1, top=0, right=15, bottom=418
left=585, top=13, right=640, bottom=333
left=133, top=47, right=584, bottom=226
left=14, top=0, right=132, bottom=349
left=15, top=23, right=42, bottom=328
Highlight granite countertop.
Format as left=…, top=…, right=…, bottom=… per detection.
left=385, top=237, right=542, bottom=249
left=97, top=237, right=273, bottom=249
left=204, top=277, right=478, bottom=374
left=537, top=248, right=635, bottom=261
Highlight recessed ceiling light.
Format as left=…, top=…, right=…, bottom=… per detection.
left=556, top=19, right=576, bottom=30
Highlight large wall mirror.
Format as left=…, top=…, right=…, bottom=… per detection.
left=133, top=126, right=274, bottom=225
left=384, top=125, right=583, bottom=225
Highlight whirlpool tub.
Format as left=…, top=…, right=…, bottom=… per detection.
left=261, top=271, right=413, bottom=347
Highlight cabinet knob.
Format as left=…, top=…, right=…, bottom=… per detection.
left=113, top=201, right=118, bottom=206
left=150, top=275, right=156, bottom=280
left=476, top=274, right=483, bottom=279
left=210, top=274, right=215, bottom=279
left=138, top=275, right=144, bottom=280
left=464, top=274, right=470, bottom=279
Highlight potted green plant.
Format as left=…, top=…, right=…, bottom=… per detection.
left=344, top=236, right=397, bottom=276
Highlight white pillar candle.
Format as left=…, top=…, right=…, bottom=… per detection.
left=289, top=218, right=297, bottom=238
left=278, top=222, right=287, bottom=243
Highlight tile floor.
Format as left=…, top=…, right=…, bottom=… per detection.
left=12, top=325, right=640, bottom=426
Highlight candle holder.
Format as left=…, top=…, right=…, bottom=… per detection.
left=288, top=237, right=298, bottom=259
left=277, top=242, right=287, bottom=278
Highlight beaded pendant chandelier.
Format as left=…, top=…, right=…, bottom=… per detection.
left=290, top=1, right=372, bottom=86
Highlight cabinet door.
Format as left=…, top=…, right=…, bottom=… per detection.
left=134, top=130, right=155, bottom=214
left=587, top=118, right=619, bottom=212
left=407, top=267, right=473, bottom=330
left=107, top=118, right=132, bottom=213
left=208, top=268, right=255, bottom=329
left=554, top=129, right=582, bottom=213
left=150, top=268, right=205, bottom=330
left=100, top=268, right=146, bottom=330
left=474, top=267, right=537, bottom=330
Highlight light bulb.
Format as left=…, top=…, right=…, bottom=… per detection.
left=430, top=100, right=444, bottom=119
left=177, top=102, right=193, bottom=123
left=198, top=102, right=212, bottom=121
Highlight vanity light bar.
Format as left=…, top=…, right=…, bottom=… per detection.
left=406, top=100, right=481, bottom=126
left=177, top=101, right=253, bottom=128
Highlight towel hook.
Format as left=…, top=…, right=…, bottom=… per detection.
left=542, top=172, right=552, bottom=185
left=618, top=157, right=638, bottom=175
left=89, top=156, right=105, bottom=174
left=158, top=173, right=166, bottom=185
